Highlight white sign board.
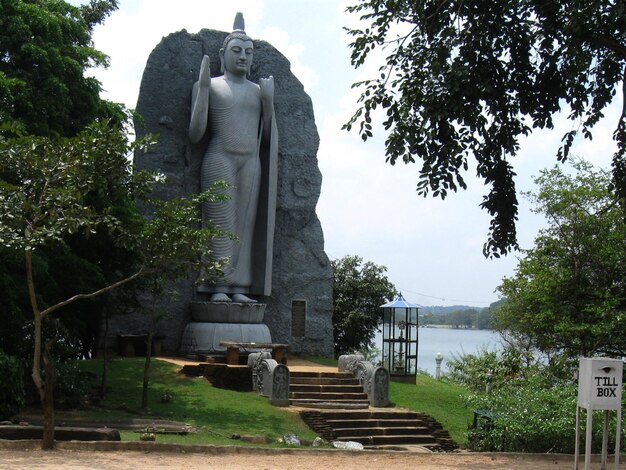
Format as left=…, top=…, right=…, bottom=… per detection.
left=575, top=357, right=623, bottom=470
left=578, top=357, right=623, bottom=410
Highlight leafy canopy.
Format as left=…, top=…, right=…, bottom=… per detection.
left=0, top=118, right=227, bottom=449
left=0, top=0, right=131, bottom=360
left=0, top=0, right=120, bottom=136
left=332, top=255, right=398, bottom=357
left=344, top=0, right=626, bottom=257
left=494, top=159, right=626, bottom=358
left=0, top=119, right=227, bottom=318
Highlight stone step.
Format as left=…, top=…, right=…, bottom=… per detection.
left=290, top=384, right=364, bottom=394
left=365, top=443, right=442, bottom=452
left=335, top=434, right=438, bottom=446
left=290, top=391, right=368, bottom=401
left=320, top=410, right=427, bottom=420
left=290, top=377, right=360, bottom=386
left=288, top=370, right=370, bottom=409
left=299, top=409, right=458, bottom=451
left=332, top=426, right=429, bottom=437
left=326, top=418, right=430, bottom=428
left=290, top=371, right=355, bottom=379
left=291, top=398, right=370, bottom=408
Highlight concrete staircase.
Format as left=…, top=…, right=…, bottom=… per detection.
left=178, top=356, right=457, bottom=451
left=289, top=371, right=370, bottom=409
left=300, top=409, right=457, bottom=451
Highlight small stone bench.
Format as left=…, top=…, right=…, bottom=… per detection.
left=117, top=334, right=164, bottom=357
left=219, top=341, right=288, bottom=366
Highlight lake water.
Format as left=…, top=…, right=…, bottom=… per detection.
left=373, top=327, right=502, bottom=375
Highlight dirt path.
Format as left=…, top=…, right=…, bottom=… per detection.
left=0, top=447, right=621, bottom=470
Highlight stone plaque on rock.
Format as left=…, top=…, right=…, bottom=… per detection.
left=291, top=300, right=306, bottom=337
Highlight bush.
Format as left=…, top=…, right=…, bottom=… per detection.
left=465, top=374, right=625, bottom=453
left=0, top=349, right=25, bottom=420
left=446, top=346, right=537, bottom=393
left=20, top=318, right=92, bottom=408
left=448, top=346, right=624, bottom=453
left=44, top=320, right=93, bottom=408
left=466, top=375, right=576, bottom=452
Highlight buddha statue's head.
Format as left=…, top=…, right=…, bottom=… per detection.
left=220, top=12, right=253, bottom=76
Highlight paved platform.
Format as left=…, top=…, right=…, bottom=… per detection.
left=158, top=355, right=337, bottom=373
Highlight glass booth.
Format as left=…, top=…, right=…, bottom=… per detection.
left=380, top=294, right=419, bottom=378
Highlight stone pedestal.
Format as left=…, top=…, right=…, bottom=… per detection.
left=180, top=302, right=272, bottom=354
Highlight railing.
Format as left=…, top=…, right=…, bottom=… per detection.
left=338, top=354, right=390, bottom=407
left=247, top=352, right=290, bottom=406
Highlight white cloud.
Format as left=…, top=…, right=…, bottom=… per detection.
left=258, top=26, right=318, bottom=90
left=85, top=1, right=266, bottom=108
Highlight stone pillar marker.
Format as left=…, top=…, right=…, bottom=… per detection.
left=435, top=352, right=443, bottom=380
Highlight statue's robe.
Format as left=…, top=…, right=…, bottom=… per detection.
left=198, top=79, right=277, bottom=297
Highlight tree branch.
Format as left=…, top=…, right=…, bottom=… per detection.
left=25, top=249, right=40, bottom=319
left=40, top=265, right=147, bottom=318
left=621, top=66, right=626, bottom=128
left=585, top=34, right=626, bottom=61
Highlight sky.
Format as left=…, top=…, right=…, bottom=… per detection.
left=68, top=0, right=620, bottom=308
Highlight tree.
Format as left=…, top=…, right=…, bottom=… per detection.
left=0, top=0, right=121, bottom=136
left=331, top=255, right=398, bottom=357
left=0, top=0, right=131, bottom=362
left=494, top=159, right=626, bottom=358
left=0, top=120, right=226, bottom=449
left=344, top=0, right=626, bottom=257
left=0, top=0, right=207, bottom=445
left=475, top=309, right=493, bottom=330
left=137, top=192, right=226, bottom=410
left=449, top=309, right=475, bottom=329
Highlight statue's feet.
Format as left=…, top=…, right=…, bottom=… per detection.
left=210, top=293, right=231, bottom=302
left=231, top=293, right=257, bottom=303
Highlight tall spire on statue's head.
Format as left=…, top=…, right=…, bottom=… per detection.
left=222, top=12, right=252, bottom=49
left=233, top=12, right=245, bottom=32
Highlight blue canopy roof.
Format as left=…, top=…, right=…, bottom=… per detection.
left=380, top=293, right=420, bottom=308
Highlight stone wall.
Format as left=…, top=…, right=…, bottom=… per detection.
left=104, top=28, right=333, bottom=357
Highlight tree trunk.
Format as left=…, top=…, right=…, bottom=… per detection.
left=100, top=308, right=109, bottom=399
left=31, top=312, right=54, bottom=450
left=41, top=341, right=58, bottom=450
left=141, top=304, right=157, bottom=410
left=25, top=249, right=57, bottom=450
left=141, top=313, right=156, bottom=410
left=142, top=285, right=161, bottom=410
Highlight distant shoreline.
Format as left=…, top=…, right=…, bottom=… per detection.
left=420, top=325, right=494, bottom=331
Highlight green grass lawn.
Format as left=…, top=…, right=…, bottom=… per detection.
left=390, top=373, right=473, bottom=447
left=76, top=357, right=316, bottom=445
left=62, top=357, right=472, bottom=447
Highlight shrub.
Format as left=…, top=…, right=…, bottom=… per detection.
left=20, top=318, right=92, bottom=408
left=466, top=375, right=575, bottom=452
left=0, top=349, right=25, bottom=420
left=465, top=374, right=624, bottom=453
left=448, top=346, right=624, bottom=453
left=446, top=346, right=537, bottom=393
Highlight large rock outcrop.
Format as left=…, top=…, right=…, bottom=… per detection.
left=104, top=28, right=333, bottom=357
